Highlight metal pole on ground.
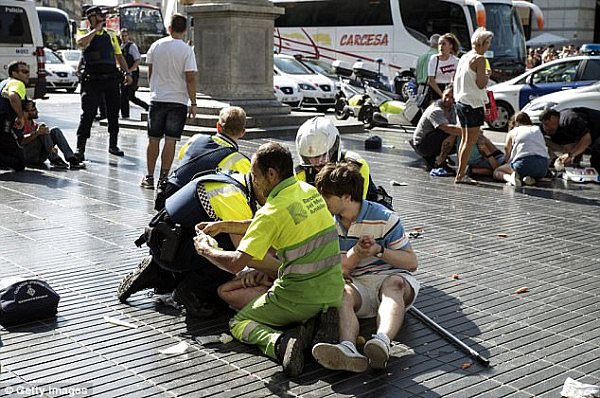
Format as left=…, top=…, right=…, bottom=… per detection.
left=408, top=306, right=490, bottom=367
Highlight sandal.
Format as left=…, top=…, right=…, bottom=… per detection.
left=454, top=175, right=478, bottom=185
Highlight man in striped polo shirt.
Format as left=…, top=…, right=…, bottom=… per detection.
left=312, top=162, right=420, bottom=372
left=194, top=142, right=344, bottom=378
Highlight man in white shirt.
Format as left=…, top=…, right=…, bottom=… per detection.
left=142, top=13, right=197, bottom=189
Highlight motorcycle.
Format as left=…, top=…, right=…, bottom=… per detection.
left=358, top=81, right=421, bottom=129
left=393, top=67, right=417, bottom=101
left=333, top=76, right=367, bottom=120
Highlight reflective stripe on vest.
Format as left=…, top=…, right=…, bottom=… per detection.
left=280, top=253, right=341, bottom=277
left=282, top=229, right=338, bottom=263
left=205, top=183, right=242, bottom=200
left=220, top=152, right=248, bottom=171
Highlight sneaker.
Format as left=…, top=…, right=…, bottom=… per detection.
left=172, top=284, right=219, bottom=318
left=312, top=342, right=369, bottom=373
left=109, top=146, right=125, bottom=156
left=312, top=307, right=339, bottom=345
left=50, top=157, right=69, bottom=169
left=507, top=171, right=522, bottom=187
left=117, top=255, right=160, bottom=302
left=364, top=337, right=390, bottom=369
left=140, top=175, right=155, bottom=190
left=522, top=176, right=536, bottom=186
left=68, top=158, right=86, bottom=169
left=276, top=325, right=307, bottom=377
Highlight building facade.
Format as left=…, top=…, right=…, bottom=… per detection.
left=531, top=0, right=598, bottom=45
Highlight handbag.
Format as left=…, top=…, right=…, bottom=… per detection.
left=484, top=90, right=498, bottom=122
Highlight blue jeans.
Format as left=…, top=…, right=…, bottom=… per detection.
left=24, top=127, right=75, bottom=165
left=148, top=101, right=187, bottom=140
left=511, top=155, right=548, bottom=178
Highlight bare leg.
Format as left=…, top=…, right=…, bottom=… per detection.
left=339, top=284, right=362, bottom=343
left=146, top=138, right=160, bottom=176
left=456, top=126, right=481, bottom=182
left=160, top=139, right=177, bottom=177
left=493, top=163, right=514, bottom=182
left=218, top=279, right=270, bottom=311
left=376, top=275, right=414, bottom=339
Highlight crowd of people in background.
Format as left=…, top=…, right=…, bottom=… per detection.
left=527, top=43, right=581, bottom=69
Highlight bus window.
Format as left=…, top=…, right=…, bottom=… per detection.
left=276, top=0, right=392, bottom=27
left=399, top=0, right=470, bottom=51
left=482, top=4, right=526, bottom=66
left=0, top=6, right=33, bottom=44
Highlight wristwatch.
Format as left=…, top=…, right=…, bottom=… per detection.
left=375, top=245, right=385, bottom=258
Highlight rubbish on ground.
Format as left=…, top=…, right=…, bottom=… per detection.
left=413, top=227, right=423, bottom=232
left=498, top=233, right=510, bottom=238
left=560, top=377, right=600, bottom=398
left=429, top=167, right=451, bottom=177
left=452, top=274, right=460, bottom=280
left=562, top=167, right=600, bottom=183
left=104, top=316, right=138, bottom=329
left=158, top=341, right=190, bottom=355
left=409, top=231, right=422, bottom=239
left=195, top=333, right=233, bottom=345
left=514, top=287, right=529, bottom=294
left=356, top=336, right=366, bottom=346
left=460, top=363, right=471, bottom=369
left=390, top=180, right=408, bottom=186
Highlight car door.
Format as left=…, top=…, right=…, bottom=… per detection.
left=518, top=59, right=582, bottom=109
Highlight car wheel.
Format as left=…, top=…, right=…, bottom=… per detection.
left=334, top=98, right=350, bottom=120
left=487, top=101, right=513, bottom=131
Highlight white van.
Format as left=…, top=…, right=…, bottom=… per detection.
left=1, top=0, right=46, bottom=98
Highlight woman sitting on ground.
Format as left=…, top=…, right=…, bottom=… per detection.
left=493, top=112, right=549, bottom=186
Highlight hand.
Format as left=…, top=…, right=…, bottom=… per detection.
left=37, top=124, right=49, bottom=135
left=559, top=152, right=572, bottom=165
left=188, top=104, right=197, bottom=119
left=193, top=234, right=211, bottom=256
left=124, top=75, right=133, bottom=86
left=196, top=221, right=224, bottom=237
left=13, top=116, right=24, bottom=130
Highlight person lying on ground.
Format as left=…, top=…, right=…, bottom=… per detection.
left=311, top=162, right=419, bottom=373
left=457, top=134, right=505, bottom=177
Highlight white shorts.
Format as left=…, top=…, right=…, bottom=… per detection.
left=351, top=272, right=420, bottom=319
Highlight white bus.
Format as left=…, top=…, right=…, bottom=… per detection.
left=272, top=0, right=544, bottom=84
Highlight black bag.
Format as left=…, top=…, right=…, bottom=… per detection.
left=367, top=185, right=394, bottom=211
left=0, top=277, right=60, bottom=326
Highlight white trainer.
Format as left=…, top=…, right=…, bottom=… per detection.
left=312, top=343, right=369, bottom=373
left=522, top=176, right=536, bottom=186
left=364, top=337, right=390, bottom=369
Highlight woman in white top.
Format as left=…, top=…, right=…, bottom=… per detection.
left=453, top=27, right=494, bottom=184
left=427, top=33, right=460, bottom=102
left=493, top=112, right=549, bottom=186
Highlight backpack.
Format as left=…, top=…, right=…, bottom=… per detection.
left=0, top=277, right=60, bottom=326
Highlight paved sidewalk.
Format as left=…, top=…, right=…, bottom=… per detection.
left=0, top=120, right=599, bottom=397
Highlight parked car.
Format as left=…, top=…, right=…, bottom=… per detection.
left=274, top=72, right=303, bottom=109
left=274, top=54, right=336, bottom=112
left=56, top=49, right=81, bottom=71
left=522, top=81, right=600, bottom=124
left=44, top=48, right=78, bottom=93
left=488, top=55, right=600, bottom=130
left=580, top=43, right=600, bottom=56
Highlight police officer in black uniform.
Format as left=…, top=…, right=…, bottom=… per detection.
left=75, top=6, right=132, bottom=160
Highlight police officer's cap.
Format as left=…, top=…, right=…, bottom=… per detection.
left=85, top=6, right=105, bottom=18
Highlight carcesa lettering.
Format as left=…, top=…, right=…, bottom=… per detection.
left=340, top=33, right=389, bottom=47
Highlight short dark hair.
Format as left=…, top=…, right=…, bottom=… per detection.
left=539, top=108, right=559, bottom=122
left=314, top=162, right=363, bottom=203
left=8, top=60, right=27, bottom=77
left=170, top=13, right=187, bottom=33
left=253, top=142, right=294, bottom=181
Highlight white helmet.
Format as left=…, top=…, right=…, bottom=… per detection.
left=296, top=117, right=341, bottom=166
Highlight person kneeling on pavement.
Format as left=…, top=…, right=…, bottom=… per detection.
left=194, top=142, right=344, bottom=378
left=117, top=170, right=278, bottom=318
left=410, top=84, right=462, bottom=174
left=21, top=100, right=85, bottom=169
left=311, top=162, right=419, bottom=372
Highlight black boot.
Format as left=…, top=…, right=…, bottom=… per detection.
left=276, top=325, right=308, bottom=378
left=75, top=136, right=86, bottom=161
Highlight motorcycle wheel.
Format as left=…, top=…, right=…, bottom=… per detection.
left=359, top=104, right=376, bottom=129
left=334, top=98, right=350, bottom=120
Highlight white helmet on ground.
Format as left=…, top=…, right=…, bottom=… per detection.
left=296, top=117, right=341, bottom=166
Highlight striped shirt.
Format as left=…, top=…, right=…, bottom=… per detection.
left=336, top=200, right=410, bottom=277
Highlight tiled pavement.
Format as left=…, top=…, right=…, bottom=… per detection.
left=0, top=114, right=599, bottom=397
